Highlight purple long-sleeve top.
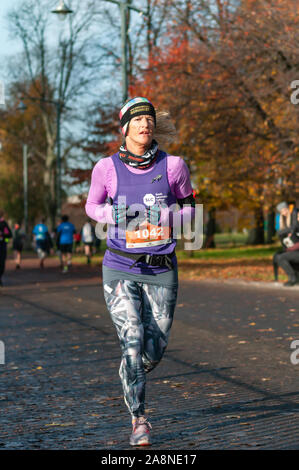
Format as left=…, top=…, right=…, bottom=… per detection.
left=85, top=154, right=195, bottom=225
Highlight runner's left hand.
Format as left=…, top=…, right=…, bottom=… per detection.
left=145, top=204, right=161, bottom=225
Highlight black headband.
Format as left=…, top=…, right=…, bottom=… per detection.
left=120, top=102, right=156, bottom=129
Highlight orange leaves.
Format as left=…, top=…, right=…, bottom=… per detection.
left=128, top=0, right=299, bottom=212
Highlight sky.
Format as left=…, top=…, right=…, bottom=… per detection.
left=0, top=0, right=69, bottom=104
left=0, top=1, right=22, bottom=66
left=0, top=0, right=121, bottom=105
left=0, top=0, right=18, bottom=49
left=0, top=0, right=21, bottom=101
left=0, top=0, right=120, bottom=193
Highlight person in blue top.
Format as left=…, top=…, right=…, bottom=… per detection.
left=56, top=215, right=76, bottom=273
left=32, top=218, right=52, bottom=269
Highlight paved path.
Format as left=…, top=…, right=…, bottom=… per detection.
left=0, top=257, right=298, bottom=449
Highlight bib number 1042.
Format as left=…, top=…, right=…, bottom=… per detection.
left=125, top=223, right=171, bottom=248
left=135, top=227, right=164, bottom=239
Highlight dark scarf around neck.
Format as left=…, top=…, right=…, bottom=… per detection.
left=119, top=140, right=159, bottom=169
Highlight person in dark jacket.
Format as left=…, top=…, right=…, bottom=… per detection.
left=0, top=209, right=12, bottom=286
left=273, top=203, right=299, bottom=286
left=13, top=223, right=26, bottom=269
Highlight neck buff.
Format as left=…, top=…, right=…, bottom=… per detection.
left=119, top=139, right=159, bottom=169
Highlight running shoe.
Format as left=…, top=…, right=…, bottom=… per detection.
left=130, top=416, right=152, bottom=446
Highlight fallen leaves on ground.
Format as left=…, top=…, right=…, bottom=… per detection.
left=45, top=422, right=76, bottom=427
left=208, top=393, right=227, bottom=397
left=178, top=258, right=286, bottom=282
left=170, top=382, right=184, bottom=388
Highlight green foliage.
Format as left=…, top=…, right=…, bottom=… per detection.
left=176, top=244, right=279, bottom=260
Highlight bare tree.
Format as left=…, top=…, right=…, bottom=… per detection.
left=6, top=0, right=106, bottom=225
left=95, top=0, right=174, bottom=87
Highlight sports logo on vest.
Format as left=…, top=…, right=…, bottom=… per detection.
left=143, top=193, right=156, bottom=207
left=151, top=174, right=162, bottom=183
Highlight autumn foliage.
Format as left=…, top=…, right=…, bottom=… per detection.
left=128, top=0, right=299, bottom=240
left=2, top=0, right=299, bottom=242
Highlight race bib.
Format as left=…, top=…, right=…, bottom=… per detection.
left=126, top=222, right=171, bottom=249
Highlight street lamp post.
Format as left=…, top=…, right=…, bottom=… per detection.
left=55, top=100, right=62, bottom=219
left=51, top=0, right=147, bottom=104
left=51, top=0, right=73, bottom=16
left=23, top=144, right=28, bottom=235
left=120, top=1, right=128, bottom=104
left=22, top=143, right=28, bottom=236
left=17, top=100, right=30, bottom=238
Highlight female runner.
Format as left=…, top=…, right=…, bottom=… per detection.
left=86, top=97, right=195, bottom=446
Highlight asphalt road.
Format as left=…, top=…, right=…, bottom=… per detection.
left=0, top=257, right=298, bottom=449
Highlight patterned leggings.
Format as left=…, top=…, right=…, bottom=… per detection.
left=103, top=279, right=178, bottom=418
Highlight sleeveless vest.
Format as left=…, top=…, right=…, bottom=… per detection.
left=107, top=150, right=177, bottom=256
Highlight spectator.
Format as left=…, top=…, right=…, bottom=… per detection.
left=73, top=232, right=81, bottom=253
left=56, top=215, right=76, bottom=273
left=81, top=219, right=95, bottom=264
left=289, top=207, right=299, bottom=243
left=32, top=218, right=52, bottom=269
left=94, top=235, right=101, bottom=254
left=12, top=223, right=26, bottom=269
left=0, top=209, right=12, bottom=286
left=53, top=227, right=62, bottom=269
left=273, top=203, right=299, bottom=285
left=276, top=201, right=298, bottom=243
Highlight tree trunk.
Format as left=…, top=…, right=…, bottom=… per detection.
left=43, top=147, right=57, bottom=229
left=204, top=208, right=216, bottom=248
left=266, top=210, right=276, bottom=244
left=247, top=206, right=265, bottom=245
